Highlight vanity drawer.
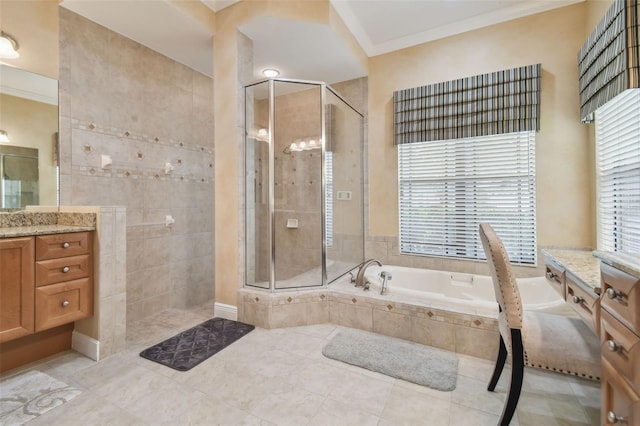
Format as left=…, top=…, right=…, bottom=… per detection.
left=35, top=278, right=93, bottom=332
left=544, top=260, right=566, bottom=299
left=602, top=357, right=640, bottom=426
left=601, top=263, right=640, bottom=335
left=601, top=309, right=640, bottom=393
left=35, top=255, right=91, bottom=286
left=566, top=271, right=599, bottom=335
left=35, top=232, right=90, bottom=261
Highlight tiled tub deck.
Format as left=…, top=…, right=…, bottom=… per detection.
left=238, top=276, right=500, bottom=361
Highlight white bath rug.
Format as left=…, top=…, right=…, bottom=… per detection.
left=323, top=328, right=459, bottom=391
left=0, top=370, right=81, bottom=425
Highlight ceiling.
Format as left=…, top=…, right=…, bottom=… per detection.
left=60, top=0, right=583, bottom=82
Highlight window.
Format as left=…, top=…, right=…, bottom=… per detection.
left=398, top=131, right=537, bottom=265
left=325, top=151, right=333, bottom=247
left=596, top=89, right=640, bottom=254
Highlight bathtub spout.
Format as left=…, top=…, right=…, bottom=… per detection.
left=380, top=271, right=392, bottom=295
left=355, top=259, right=382, bottom=287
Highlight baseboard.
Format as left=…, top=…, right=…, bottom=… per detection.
left=214, top=302, right=238, bottom=321
left=72, top=331, right=100, bottom=361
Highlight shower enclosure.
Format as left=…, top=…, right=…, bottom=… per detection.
left=0, top=146, right=39, bottom=208
left=245, top=78, right=364, bottom=290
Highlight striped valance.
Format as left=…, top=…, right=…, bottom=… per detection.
left=578, top=0, right=639, bottom=121
left=393, top=64, right=541, bottom=144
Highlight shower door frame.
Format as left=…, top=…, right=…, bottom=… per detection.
left=244, top=77, right=364, bottom=292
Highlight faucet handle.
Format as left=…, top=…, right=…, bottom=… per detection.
left=349, top=271, right=356, bottom=283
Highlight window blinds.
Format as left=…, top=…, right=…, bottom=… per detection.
left=398, top=131, right=537, bottom=265
left=596, top=89, right=640, bottom=254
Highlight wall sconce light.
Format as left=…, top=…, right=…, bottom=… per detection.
left=255, top=128, right=269, bottom=142
left=0, top=31, right=19, bottom=59
left=284, top=136, right=322, bottom=154
left=0, top=130, right=10, bottom=144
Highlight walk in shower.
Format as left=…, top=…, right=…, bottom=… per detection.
left=245, top=78, right=364, bottom=290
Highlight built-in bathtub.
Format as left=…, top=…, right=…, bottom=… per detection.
left=239, top=264, right=568, bottom=360
left=362, top=265, right=565, bottom=318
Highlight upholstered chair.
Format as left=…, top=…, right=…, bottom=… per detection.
left=478, top=223, right=601, bottom=425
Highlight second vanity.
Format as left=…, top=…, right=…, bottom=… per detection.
left=0, top=211, right=96, bottom=372
left=543, top=248, right=640, bottom=426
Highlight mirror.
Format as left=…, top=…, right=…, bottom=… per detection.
left=0, top=64, right=59, bottom=210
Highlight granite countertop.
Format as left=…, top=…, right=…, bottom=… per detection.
left=541, top=248, right=602, bottom=293
left=0, top=224, right=95, bottom=238
left=593, top=251, right=640, bottom=278
left=0, top=211, right=96, bottom=238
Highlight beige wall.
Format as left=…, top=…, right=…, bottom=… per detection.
left=0, top=1, right=59, bottom=208
left=0, top=94, right=58, bottom=206
left=59, top=9, right=215, bottom=323
left=368, top=3, right=595, bottom=271
left=583, top=0, right=615, bottom=244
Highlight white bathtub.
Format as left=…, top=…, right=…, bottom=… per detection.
left=363, top=265, right=565, bottom=318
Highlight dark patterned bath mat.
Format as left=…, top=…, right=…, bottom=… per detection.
left=139, top=318, right=254, bottom=371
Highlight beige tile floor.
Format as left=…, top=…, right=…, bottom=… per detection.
left=2, top=305, right=600, bottom=426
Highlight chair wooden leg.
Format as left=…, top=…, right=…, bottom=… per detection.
left=488, top=334, right=507, bottom=391
left=499, top=329, right=524, bottom=426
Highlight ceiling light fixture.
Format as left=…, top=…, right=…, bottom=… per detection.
left=0, top=31, right=19, bottom=59
left=0, top=130, right=10, bottom=143
left=262, top=68, right=279, bottom=78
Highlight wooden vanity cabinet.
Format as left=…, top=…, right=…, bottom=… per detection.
left=601, top=263, right=640, bottom=425
left=0, top=232, right=93, bottom=338
left=34, top=233, right=93, bottom=332
left=566, top=271, right=600, bottom=336
left=602, top=357, right=640, bottom=426
left=0, top=237, right=35, bottom=343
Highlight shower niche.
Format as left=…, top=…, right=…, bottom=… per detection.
left=245, top=79, right=364, bottom=291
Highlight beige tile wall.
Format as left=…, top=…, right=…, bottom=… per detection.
left=59, top=9, right=215, bottom=324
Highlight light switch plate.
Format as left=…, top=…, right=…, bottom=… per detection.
left=337, top=190, right=352, bottom=201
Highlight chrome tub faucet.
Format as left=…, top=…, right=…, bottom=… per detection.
left=355, top=259, right=382, bottom=287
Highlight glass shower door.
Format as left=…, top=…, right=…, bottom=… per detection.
left=273, top=81, right=323, bottom=289
left=325, top=89, right=365, bottom=283
left=245, top=81, right=270, bottom=289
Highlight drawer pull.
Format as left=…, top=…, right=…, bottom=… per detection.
left=62, top=266, right=70, bottom=273
left=606, top=339, right=622, bottom=352
left=546, top=271, right=558, bottom=280
left=605, top=288, right=624, bottom=300
left=607, top=411, right=625, bottom=424
left=571, top=295, right=584, bottom=304
left=61, top=300, right=70, bottom=308
left=62, top=242, right=70, bottom=248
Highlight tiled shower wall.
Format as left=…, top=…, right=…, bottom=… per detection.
left=58, top=9, right=215, bottom=324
